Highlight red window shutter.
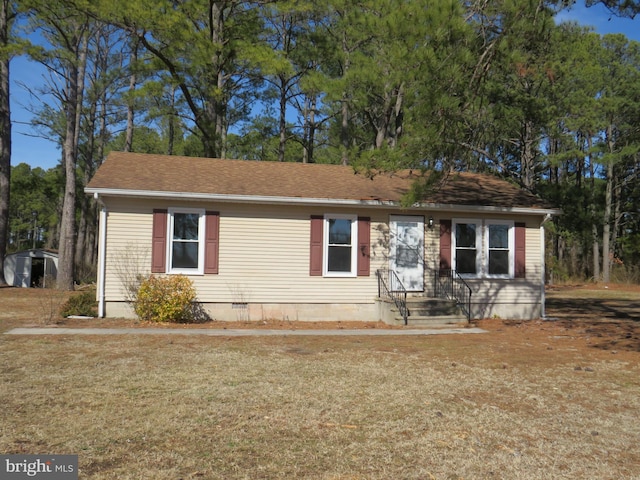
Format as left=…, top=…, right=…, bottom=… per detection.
left=151, top=209, right=168, bottom=273
left=515, top=222, right=526, bottom=278
left=439, top=219, right=452, bottom=275
left=310, top=215, right=323, bottom=276
left=357, top=217, right=371, bottom=276
left=204, top=211, right=220, bottom=274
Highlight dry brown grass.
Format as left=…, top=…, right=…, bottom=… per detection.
left=1, top=285, right=640, bottom=479
left=0, top=286, right=71, bottom=330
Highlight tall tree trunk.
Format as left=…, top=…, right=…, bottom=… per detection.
left=303, top=94, right=317, bottom=164
left=75, top=82, right=96, bottom=274
left=602, top=159, right=613, bottom=284
left=46, top=209, right=60, bottom=250
left=86, top=90, right=109, bottom=270
left=57, top=32, right=88, bottom=291
left=278, top=74, right=287, bottom=162
left=392, top=82, right=404, bottom=147
left=75, top=200, right=88, bottom=276
left=124, top=37, right=139, bottom=153
left=611, top=168, right=622, bottom=274
left=588, top=136, right=600, bottom=281
left=58, top=143, right=78, bottom=290
left=211, top=1, right=225, bottom=158
left=0, top=0, right=11, bottom=286
left=592, top=222, right=600, bottom=281
left=124, top=55, right=136, bottom=152
left=167, top=112, right=175, bottom=155
left=302, top=95, right=310, bottom=164
left=340, top=30, right=350, bottom=166
left=373, top=82, right=393, bottom=149
left=340, top=96, right=349, bottom=166
left=167, top=86, right=176, bottom=155
left=372, top=81, right=404, bottom=150
left=308, top=95, right=316, bottom=164
left=520, top=119, right=536, bottom=189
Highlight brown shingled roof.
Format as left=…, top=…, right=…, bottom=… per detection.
left=86, top=152, right=555, bottom=211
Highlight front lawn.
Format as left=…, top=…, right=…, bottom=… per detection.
left=1, top=285, right=639, bottom=479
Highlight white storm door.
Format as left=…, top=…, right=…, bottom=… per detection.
left=389, top=215, right=424, bottom=292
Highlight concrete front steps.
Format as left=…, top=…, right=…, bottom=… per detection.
left=380, top=296, right=469, bottom=328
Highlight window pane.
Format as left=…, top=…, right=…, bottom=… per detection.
left=172, top=242, right=198, bottom=269
left=396, top=245, right=420, bottom=268
left=328, top=218, right=352, bottom=245
left=489, top=224, right=509, bottom=249
left=174, top=213, right=199, bottom=240
left=328, top=246, right=352, bottom=272
left=456, top=224, right=476, bottom=248
left=456, top=249, right=477, bottom=274
left=396, top=221, right=422, bottom=268
left=489, top=250, right=509, bottom=275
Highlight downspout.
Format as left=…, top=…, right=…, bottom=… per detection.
left=95, top=193, right=107, bottom=318
left=540, top=214, right=552, bottom=319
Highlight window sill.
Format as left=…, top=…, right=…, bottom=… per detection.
left=459, top=275, right=514, bottom=280
left=323, top=272, right=357, bottom=278
left=166, top=270, right=204, bottom=276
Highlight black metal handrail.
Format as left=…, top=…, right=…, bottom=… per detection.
left=434, top=269, right=472, bottom=321
left=376, top=268, right=408, bottom=325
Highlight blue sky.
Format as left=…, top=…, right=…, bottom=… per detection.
left=9, top=1, right=640, bottom=171
left=555, top=1, right=640, bottom=36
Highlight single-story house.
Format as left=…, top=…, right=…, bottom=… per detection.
left=3, top=249, right=58, bottom=288
left=85, top=152, right=560, bottom=323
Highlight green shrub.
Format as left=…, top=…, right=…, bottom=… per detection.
left=134, top=275, right=198, bottom=323
left=59, top=288, right=98, bottom=317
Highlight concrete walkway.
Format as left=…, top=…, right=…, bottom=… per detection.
left=5, top=327, right=486, bottom=336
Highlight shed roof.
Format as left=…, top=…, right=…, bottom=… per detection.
left=86, top=152, right=557, bottom=213
left=6, top=249, right=58, bottom=258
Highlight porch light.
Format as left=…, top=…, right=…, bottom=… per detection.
left=428, top=216, right=434, bottom=229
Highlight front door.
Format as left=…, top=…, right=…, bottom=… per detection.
left=389, top=215, right=424, bottom=292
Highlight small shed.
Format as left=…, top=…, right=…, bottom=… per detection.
left=3, top=249, right=58, bottom=288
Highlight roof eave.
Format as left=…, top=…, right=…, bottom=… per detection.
left=420, top=202, right=561, bottom=216
left=85, top=187, right=561, bottom=216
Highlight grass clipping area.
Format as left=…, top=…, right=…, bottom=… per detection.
left=1, top=332, right=640, bottom=479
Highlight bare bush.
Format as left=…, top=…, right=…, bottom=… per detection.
left=228, top=283, right=251, bottom=321
left=36, top=279, right=68, bottom=324
left=112, top=242, right=150, bottom=304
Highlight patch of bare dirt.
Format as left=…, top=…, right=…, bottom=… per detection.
left=3, top=284, right=640, bottom=358
left=543, top=283, right=640, bottom=353
left=60, top=316, right=404, bottom=330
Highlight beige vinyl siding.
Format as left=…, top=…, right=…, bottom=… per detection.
left=467, top=219, right=543, bottom=320
left=102, top=198, right=389, bottom=304
left=431, top=216, right=544, bottom=320
left=101, top=198, right=546, bottom=320
left=102, top=200, right=155, bottom=301
left=196, top=207, right=381, bottom=303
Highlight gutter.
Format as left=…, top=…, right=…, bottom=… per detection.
left=540, top=213, right=553, bottom=319
left=84, top=187, right=562, bottom=216
left=94, top=193, right=107, bottom=318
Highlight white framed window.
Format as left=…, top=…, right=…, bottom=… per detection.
left=453, top=219, right=481, bottom=276
left=452, top=219, right=514, bottom=278
left=323, top=214, right=358, bottom=277
left=485, top=220, right=514, bottom=278
left=167, top=208, right=205, bottom=274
